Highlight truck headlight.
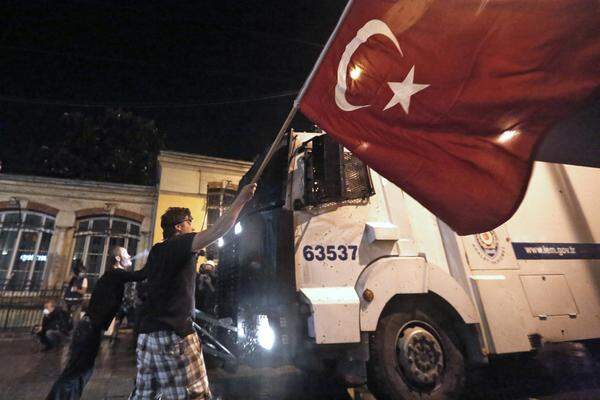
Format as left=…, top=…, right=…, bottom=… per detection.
left=234, top=222, right=243, bottom=235
left=257, top=315, right=275, bottom=350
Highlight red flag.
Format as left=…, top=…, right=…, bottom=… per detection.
left=299, top=0, right=600, bottom=235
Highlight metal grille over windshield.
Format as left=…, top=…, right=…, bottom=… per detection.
left=304, top=134, right=374, bottom=206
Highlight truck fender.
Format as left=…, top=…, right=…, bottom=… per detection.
left=355, top=257, right=479, bottom=331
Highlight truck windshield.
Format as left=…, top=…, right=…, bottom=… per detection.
left=237, top=133, right=289, bottom=213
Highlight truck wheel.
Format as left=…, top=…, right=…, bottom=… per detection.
left=368, top=303, right=465, bottom=400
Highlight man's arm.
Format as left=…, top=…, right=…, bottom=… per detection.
left=121, top=265, right=149, bottom=282
left=129, top=267, right=149, bottom=282
left=122, top=250, right=155, bottom=282
left=191, top=183, right=256, bottom=252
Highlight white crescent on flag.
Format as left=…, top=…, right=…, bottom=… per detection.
left=335, top=19, right=429, bottom=114
left=335, top=19, right=403, bottom=112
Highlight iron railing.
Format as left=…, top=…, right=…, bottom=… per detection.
left=0, top=281, right=65, bottom=331
left=0, top=278, right=44, bottom=292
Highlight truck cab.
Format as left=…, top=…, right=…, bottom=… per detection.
left=214, top=130, right=600, bottom=400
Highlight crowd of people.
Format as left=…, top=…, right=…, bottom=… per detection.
left=37, top=183, right=256, bottom=400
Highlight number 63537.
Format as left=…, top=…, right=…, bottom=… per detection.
left=302, top=245, right=358, bottom=261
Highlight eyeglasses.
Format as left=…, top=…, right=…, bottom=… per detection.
left=175, top=217, right=193, bottom=226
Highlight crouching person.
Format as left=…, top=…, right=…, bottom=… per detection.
left=36, top=300, right=71, bottom=351
left=46, top=246, right=146, bottom=400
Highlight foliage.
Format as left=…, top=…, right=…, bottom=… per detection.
left=2, top=109, right=164, bottom=186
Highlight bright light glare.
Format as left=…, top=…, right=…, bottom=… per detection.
left=234, top=222, right=243, bottom=235
left=350, top=66, right=362, bottom=80
left=237, top=319, right=246, bottom=339
left=217, top=238, right=224, bottom=247
left=498, top=129, right=520, bottom=143
left=1, top=250, right=7, bottom=256
left=257, top=315, right=275, bottom=350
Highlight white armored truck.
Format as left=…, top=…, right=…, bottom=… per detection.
left=210, top=130, right=600, bottom=400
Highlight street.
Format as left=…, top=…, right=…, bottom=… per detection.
left=2, top=332, right=600, bottom=400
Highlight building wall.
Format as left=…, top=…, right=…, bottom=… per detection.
left=0, top=174, right=156, bottom=289
left=0, top=151, right=251, bottom=290
left=153, top=192, right=206, bottom=243
left=153, top=151, right=252, bottom=244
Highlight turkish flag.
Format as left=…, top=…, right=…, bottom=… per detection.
left=299, top=0, right=600, bottom=235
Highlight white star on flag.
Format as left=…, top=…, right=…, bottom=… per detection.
left=383, top=65, right=429, bottom=113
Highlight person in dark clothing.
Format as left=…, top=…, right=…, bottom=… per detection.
left=47, top=246, right=146, bottom=400
left=130, top=183, right=256, bottom=400
left=196, top=254, right=217, bottom=313
left=64, top=259, right=88, bottom=317
left=36, top=300, right=71, bottom=351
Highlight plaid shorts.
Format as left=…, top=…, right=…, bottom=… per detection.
left=130, top=331, right=211, bottom=400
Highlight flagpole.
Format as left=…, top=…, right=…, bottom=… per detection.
left=249, top=0, right=355, bottom=185
left=250, top=105, right=298, bottom=184
left=295, top=0, right=354, bottom=107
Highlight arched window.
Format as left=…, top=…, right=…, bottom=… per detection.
left=71, top=217, right=141, bottom=289
left=0, top=211, right=55, bottom=291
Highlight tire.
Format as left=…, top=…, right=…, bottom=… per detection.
left=368, top=302, right=465, bottom=400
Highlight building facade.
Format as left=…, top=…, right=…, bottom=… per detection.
left=0, top=174, right=156, bottom=290
left=0, top=151, right=251, bottom=291
left=153, top=151, right=252, bottom=248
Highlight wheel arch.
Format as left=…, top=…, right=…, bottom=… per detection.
left=356, top=257, right=480, bottom=332
left=356, top=257, right=486, bottom=367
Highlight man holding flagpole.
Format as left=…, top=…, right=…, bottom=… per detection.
left=130, top=183, right=256, bottom=400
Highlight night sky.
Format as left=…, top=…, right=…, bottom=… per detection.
left=1, top=0, right=346, bottom=165
left=1, top=1, right=598, bottom=174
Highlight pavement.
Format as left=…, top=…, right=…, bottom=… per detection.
left=0, top=332, right=137, bottom=400
left=0, top=330, right=350, bottom=400
left=2, top=330, right=600, bottom=400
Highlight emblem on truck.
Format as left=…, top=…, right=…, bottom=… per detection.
left=473, top=230, right=505, bottom=263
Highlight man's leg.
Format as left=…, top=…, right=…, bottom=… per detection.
left=46, top=319, right=101, bottom=400
left=182, top=334, right=212, bottom=399
left=152, top=331, right=212, bottom=400
left=62, top=319, right=101, bottom=376
left=129, top=333, right=158, bottom=400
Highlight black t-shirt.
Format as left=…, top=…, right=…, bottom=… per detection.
left=138, top=233, right=197, bottom=337
left=86, top=268, right=146, bottom=330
